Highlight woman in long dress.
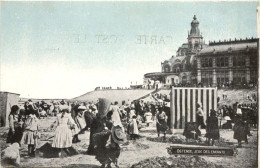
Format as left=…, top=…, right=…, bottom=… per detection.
left=233, top=113, right=247, bottom=148
left=52, top=109, right=76, bottom=156
left=205, top=109, right=220, bottom=146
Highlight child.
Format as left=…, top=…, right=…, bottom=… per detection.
left=136, top=114, right=143, bottom=130
left=39, top=107, right=47, bottom=119
left=144, top=110, right=153, bottom=127
left=129, top=115, right=139, bottom=140
left=21, top=108, right=39, bottom=157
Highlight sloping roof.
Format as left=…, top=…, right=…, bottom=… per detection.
left=144, top=72, right=177, bottom=78
left=174, top=56, right=186, bottom=62
left=199, top=42, right=257, bottom=55
left=164, top=55, right=187, bottom=65
left=177, top=43, right=189, bottom=52
left=0, top=91, right=20, bottom=95
left=180, top=43, right=188, bottom=49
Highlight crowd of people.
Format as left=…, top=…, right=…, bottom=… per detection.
left=3, top=92, right=258, bottom=166
left=5, top=97, right=169, bottom=167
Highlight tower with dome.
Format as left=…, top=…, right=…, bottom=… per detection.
left=143, top=15, right=258, bottom=88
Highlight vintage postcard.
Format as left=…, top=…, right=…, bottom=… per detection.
left=0, top=1, right=259, bottom=168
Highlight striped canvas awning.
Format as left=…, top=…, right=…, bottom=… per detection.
left=170, top=87, right=217, bottom=129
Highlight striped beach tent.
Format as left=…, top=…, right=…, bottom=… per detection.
left=170, top=87, right=217, bottom=129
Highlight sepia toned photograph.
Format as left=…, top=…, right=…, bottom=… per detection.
left=0, top=1, right=259, bottom=167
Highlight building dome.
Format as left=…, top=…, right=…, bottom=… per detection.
left=190, top=15, right=200, bottom=35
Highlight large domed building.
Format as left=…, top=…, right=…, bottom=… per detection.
left=144, top=15, right=258, bottom=88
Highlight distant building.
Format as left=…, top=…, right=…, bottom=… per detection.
left=0, top=92, right=20, bottom=127
left=144, top=15, right=259, bottom=87
left=197, top=38, right=258, bottom=87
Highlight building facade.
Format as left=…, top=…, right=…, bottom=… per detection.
left=197, top=38, right=258, bottom=87
left=144, top=15, right=259, bottom=88
left=0, top=92, right=20, bottom=127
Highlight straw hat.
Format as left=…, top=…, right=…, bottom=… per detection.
left=78, top=106, right=87, bottom=110
left=111, top=125, right=127, bottom=144
left=224, top=116, right=231, bottom=120
left=98, top=98, right=111, bottom=118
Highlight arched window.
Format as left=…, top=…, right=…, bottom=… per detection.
left=201, top=58, right=205, bottom=67
left=217, top=57, right=220, bottom=67
left=194, top=41, right=199, bottom=50
left=209, top=58, right=212, bottom=67
left=189, top=41, right=192, bottom=49
left=182, top=76, right=187, bottom=84
left=176, top=67, right=180, bottom=73
left=250, top=55, right=257, bottom=66
left=224, top=57, right=229, bottom=67
left=164, top=64, right=170, bottom=72
left=240, top=56, right=245, bottom=66
left=220, top=57, right=224, bottom=67
left=233, top=56, right=237, bottom=66
left=205, top=58, right=208, bottom=67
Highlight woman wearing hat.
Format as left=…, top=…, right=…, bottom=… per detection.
left=74, top=106, right=87, bottom=134
left=205, top=109, right=220, bottom=146
left=51, top=109, right=76, bottom=156
left=87, top=98, right=126, bottom=168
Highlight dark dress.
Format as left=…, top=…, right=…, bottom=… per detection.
left=163, top=106, right=171, bottom=127
left=156, top=112, right=168, bottom=132
left=94, top=120, right=120, bottom=166
left=233, top=116, right=247, bottom=141
left=87, top=118, right=120, bottom=166
left=87, top=117, right=104, bottom=154
left=6, top=114, right=23, bottom=144
left=205, top=116, right=220, bottom=139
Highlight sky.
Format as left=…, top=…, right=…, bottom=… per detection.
left=0, top=1, right=258, bottom=99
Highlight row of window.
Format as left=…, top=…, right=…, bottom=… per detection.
left=201, top=71, right=213, bottom=85
left=201, top=58, right=212, bottom=67
left=200, top=55, right=253, bottom=68
left=200, top=70, right=256, bottom=85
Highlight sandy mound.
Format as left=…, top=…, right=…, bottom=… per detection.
left=147, top=134, right=232, bottom=147
left=131, top=156, right=224, bottom=168
left=121, top=141, right=149, bottom=151
left=37, top=142, right=79, bottom=158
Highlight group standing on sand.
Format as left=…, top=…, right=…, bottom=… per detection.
left=4, top=94, right=257, bottom=167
